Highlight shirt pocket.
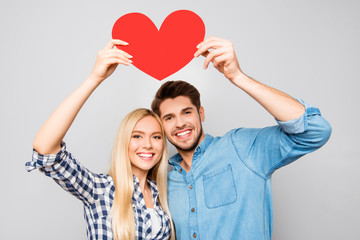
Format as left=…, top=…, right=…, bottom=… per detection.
left=203, top=164, right=237, bottom=209
left=89, top=198, right=112, bottom=220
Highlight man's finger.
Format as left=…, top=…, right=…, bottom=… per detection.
left=201, top=50, right=210, bottom=58
left=203, top=49, right=225, bottom=69
left=195, top=40, right=226, bottom=57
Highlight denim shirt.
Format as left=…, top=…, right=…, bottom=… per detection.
left=167, top=100, right=331, bottom=240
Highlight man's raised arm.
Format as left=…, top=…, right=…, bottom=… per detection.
left=194, top=36, right=305, bottom=122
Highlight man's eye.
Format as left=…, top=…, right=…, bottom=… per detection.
left=165, top=116, right=172, bottom=121
left=185, top=111, right=191, bottom=114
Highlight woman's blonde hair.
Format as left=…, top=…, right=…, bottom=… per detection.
left=108, top=108, right=174, bottom=240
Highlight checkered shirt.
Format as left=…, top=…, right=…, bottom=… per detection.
left=25, top=142, right=171, bottom=240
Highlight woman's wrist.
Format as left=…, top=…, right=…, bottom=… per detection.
left=86, top=73, right=105, bottom=87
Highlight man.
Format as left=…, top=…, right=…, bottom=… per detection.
left=151, top=36, right=332, bottom=239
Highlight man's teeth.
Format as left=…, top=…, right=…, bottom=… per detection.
left=138, top=153, right=153, bottom=158
left=177, top=130, right=191, bottom=136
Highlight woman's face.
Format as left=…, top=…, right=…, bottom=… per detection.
left=129, top=116, right=164, bottom=178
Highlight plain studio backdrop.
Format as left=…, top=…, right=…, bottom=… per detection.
left=1, top=0, right=359, bottom=239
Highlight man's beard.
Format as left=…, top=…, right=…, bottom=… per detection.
left=168, top=124, right=204, bottom=152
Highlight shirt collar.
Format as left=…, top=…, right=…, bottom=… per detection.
left=169, top=133, right=214, bottom=168
left=132, top=175, right=159, bottom=207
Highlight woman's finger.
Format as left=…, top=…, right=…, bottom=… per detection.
left=105, top=57, right=132, bottom=66
left=104, top=39, right=129, bottom=50
left=101, top=49, right=133, bottom=62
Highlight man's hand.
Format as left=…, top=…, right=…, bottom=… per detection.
left=194, top=36, right=242, bottom=83
left=195, top=36, right=305, bottom=121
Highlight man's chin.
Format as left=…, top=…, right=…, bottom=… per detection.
left=170, top=139, right=198, bottom=152
left=168, top=126, right=204, bottom=153
left=175, top=144, right=197, bottom=152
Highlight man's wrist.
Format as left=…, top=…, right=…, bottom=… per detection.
left=229, top=71, right=251, bottom=88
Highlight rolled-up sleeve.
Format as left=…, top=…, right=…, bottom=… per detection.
left=25, top=142, right=112, bottom=205
left=276, top=98, right=332, bottom=151
left=232, top=99, right=332, bottom=178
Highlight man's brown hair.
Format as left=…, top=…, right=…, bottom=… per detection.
left=151, top=80, right=201, bottom=116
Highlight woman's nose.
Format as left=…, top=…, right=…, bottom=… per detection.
left=143, top=137, right=153, bottom=149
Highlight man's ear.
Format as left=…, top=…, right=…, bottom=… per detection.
left=199, top=106, right=205, bottom=122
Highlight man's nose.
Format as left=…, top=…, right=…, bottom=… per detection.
left=175, top=116, right=186, bottom=128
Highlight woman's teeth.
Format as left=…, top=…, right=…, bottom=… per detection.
left=138, top=153, right=153, bottom=158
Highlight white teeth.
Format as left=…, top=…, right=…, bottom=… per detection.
left=138, top=153, right=153, bottom=158
left=177, top=130, right=191, bottom=136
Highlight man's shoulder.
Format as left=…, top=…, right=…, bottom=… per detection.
left=210, top=127, right=270, bottom=149
left=204, top=128, right=244, bottom=148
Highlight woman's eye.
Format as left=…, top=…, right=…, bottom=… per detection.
left=132, top=135, right=142, bottom=139
left=153, top=135, right=162, bottom=140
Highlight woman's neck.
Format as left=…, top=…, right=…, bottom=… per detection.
left=134, top=172, right=154, bottom=208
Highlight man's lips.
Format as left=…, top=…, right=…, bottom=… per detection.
left=174, top=129, right=192, bottom=139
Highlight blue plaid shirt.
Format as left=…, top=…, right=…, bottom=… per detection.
left=26, top=142, right=171, bottom=240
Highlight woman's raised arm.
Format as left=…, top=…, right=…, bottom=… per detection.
left=33, top=39, right=132, bottom=155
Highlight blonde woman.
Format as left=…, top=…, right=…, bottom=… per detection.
left=25, top=40, right=175, bottom=240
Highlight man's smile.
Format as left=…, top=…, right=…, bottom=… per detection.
left=174, top=129, right=193, bottom=139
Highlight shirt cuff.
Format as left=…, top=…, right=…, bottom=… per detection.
left=275, top=99, right=321, bottom=134
left=25, top=142, right=67, bottom=172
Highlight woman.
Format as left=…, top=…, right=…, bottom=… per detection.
left=25, top=39, right=175, bottom=240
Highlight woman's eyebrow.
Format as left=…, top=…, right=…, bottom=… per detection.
left=132, top=130, right=144, bottom=134
left=132, top=130, right=162, bottom=135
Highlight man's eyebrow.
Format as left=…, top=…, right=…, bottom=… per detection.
left=162, top=113, right=173, bottom=120
left=182, top=107, right=194, bottom=112
left=162, top=107, right=195, bottom=119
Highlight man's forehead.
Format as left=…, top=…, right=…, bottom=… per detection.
left=159, top=96, right=194, bottom=116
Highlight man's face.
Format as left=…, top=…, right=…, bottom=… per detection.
left=159, top=96, right=205, bottom=152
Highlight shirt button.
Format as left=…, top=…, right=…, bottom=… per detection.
left=191, top=208, right=195, bottom=212
left=189, top=185, right=193, bottom=189
left=193, top=233, right=197, bottom=238
left=179, top=169, right=183, bottom=173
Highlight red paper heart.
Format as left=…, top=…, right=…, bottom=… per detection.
left=112, top=10, right=205, bottom=80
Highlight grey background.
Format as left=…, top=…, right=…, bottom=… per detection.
left=1, top=0, right=359, bottom=239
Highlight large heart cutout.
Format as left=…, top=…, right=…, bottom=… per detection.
left=112, top=10, right=205, bottom=80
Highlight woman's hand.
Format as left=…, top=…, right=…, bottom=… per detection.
left=89, top=39, right=133, bottom=84
left=33, top=40, right=133, bottom=155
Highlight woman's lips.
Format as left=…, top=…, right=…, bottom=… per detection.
left=137, top=152, right=155, bottom=160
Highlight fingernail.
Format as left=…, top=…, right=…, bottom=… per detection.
left=117, top=39, right=128, bottom=45
left=196, top=44, right=200, bottom=48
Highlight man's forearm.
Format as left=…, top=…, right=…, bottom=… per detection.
left=231, top=72, right=305, bottom=122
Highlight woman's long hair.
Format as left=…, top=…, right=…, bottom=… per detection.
left=108, top=108, right=174, bottom=240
